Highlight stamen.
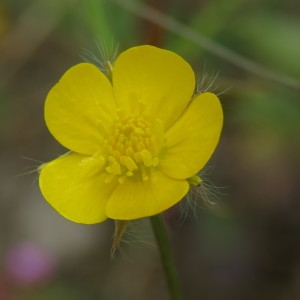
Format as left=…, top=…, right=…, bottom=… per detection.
left=123, top=156, right=138, bottom=171
left=141, top=166, right=149, bottom=181
left=140, top=149, right=153, bottom=167
left=103, top=114, right=163, bottom=182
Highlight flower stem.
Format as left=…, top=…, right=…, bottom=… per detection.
left=150, top=214, right=182, bottom=300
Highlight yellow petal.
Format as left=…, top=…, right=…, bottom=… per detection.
left=160, top=92, right=223, bottom=179
left=45, top=63, right=117, bottom=155
left=112, top=45, right=195, bottom=129
left=105, top=170, right=189, bottom=220
left=39, top=152, right=116, bottom=224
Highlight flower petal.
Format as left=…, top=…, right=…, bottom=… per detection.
left=112, top=45, right=195, bottom=129
left=45, top=63, right=117, bottom=155
left=159, top=92, right=223, bottom=179
left=39, top=152, right=117, bottom=224
left=105, top=170, right=189, bottom=220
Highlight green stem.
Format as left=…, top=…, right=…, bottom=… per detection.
left=150, top=214, right=182, bottom=300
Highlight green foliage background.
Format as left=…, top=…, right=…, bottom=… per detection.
left=0, top=0, right=299, bottom=299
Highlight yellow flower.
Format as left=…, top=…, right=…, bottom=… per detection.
left=39, top=45, right=223, bottom=224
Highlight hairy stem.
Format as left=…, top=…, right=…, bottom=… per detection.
left=150, top=214, right=182, bottom=300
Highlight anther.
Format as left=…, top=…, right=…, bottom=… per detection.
left=103, top=114, right=163, bottom=182
left=141, top=150, right=153, bottom=167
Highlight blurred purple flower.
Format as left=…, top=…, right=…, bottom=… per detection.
left=4, top=243, right=56, bottom=286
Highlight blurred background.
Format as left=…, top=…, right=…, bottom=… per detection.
left=1, top=0, right=300, bottom=299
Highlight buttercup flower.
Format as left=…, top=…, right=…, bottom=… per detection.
left=39, top=45, right=223, bottom=224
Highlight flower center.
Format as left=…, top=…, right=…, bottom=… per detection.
left=103, top=114, right=164, bottom=183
